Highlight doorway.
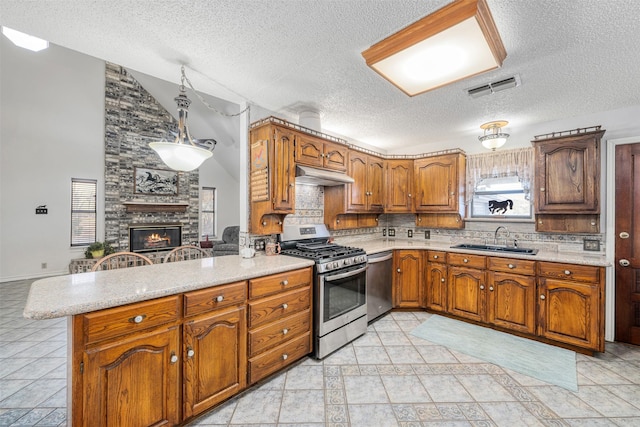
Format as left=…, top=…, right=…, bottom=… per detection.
left=614, top=142, right=640, bottom=345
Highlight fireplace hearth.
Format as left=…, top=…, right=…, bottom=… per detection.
left=129, top=224, right=182, bottom=253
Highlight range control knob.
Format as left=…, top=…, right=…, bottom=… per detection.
left=344, top=258, right=352, bottom=266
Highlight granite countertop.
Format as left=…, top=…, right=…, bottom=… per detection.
left=335, top=237, right=610, bottom=267
left=24, top=255, right=314, bottom=320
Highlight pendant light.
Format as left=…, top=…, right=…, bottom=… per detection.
left=479, top=120, right=509, bottom=150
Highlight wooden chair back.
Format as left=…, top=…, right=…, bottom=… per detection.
left=91, top=252, right=153, bottom=271
left=162, top=246, right=210, bottom=263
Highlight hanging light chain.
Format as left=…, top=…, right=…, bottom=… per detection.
left=180, top=65, right=250, bottom=117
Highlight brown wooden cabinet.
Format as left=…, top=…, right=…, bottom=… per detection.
left=537, top=261, right=604, bottom=352
left=393, top=250, right=423, bottom=308
left=385, top=159, right=414, bottom=212
left=247, top=268, right=313, bottom=384
left=424, top=251, right=447, bottom=312
left=295, top=133, right=348, bottom=172
left=249, top=123, right=296, bottom=234
left=447, top=253, right=486, bottom=322
left=183, top=282, right=247, bottom=418
left=532, top=128, right=604, bottom=233
left=414, top=153, right=465, bottom=229
left=486, top=257, right=536, bottom=335
left=346, top=151, right=384, bottom=213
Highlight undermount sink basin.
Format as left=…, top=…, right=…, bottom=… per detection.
left=451, top=243, right=538, bottom=255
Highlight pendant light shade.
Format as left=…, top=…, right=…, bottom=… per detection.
left=149, top=83, right=214, bottom=172
left=479, top=120, right=509, bottom=150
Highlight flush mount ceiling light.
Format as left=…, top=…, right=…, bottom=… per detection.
left=361, top=0, right=506, bottom=96
left=2, top=26, right=49, bottom=52
left=479, top=120, right=509, bottom=150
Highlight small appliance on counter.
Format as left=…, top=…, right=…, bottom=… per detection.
left=280, top=224, right=368, bottom=358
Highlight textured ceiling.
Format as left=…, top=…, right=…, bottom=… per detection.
left=1, top=0, right=639, bottom=154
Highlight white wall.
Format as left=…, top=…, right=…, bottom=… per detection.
left=0, top=37, right=105, bottom=282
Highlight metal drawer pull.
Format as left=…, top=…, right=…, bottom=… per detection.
left=433, top=255, right=439, bottom=259
left=215, top=295, right=224, bottom=302
left=130, top=314, right=146, bottom=324
left=619, top=259, right=630, bottom=267
left=441, top=278, right=445, bottom=282
left=540, top=295, right=546, bottom=300
left=170, top=353, right=178, bottom=364
left=508, top=264, right=515, bottom=269
left=282, top=354, right=288, bottom=360
left=564, top=270, right=571, bottom=275
left=397, top=268, right=401, bottom=273
left=281, top=280, right=289, bottom=286
left=463, top=258, right=469, bottom=263
left=187, top=348, right=195, bottom=358
left=282, top=328, right=289, bottom=335
left=282, top=303, right=288, bottom=309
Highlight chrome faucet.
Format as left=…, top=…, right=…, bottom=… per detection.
left=494, top=226, right=510, bottom=246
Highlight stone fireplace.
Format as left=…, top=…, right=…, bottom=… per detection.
left=129, top=224, right=182, bottom=253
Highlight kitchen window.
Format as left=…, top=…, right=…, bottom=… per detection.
left=471, top=175, right=532, bottom=219
left=71, top=178, right=97, bottom=246
left=200, top=187, right=216, bottom=239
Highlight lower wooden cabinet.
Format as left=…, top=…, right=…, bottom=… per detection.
left=183, top=306, right=246, bottom=418
left=80, top=325, right=181, bottom=427
left=71, top=267, right=313, bottom=427
left=393, top=250, right=423, bottom=308
left=424, top=251, right=447, bottom=312
left=486, top=271, right=536, bottom=334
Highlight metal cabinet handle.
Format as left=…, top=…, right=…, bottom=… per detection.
left=187, top=347, right=195, bottom=358
left=215, top=295, right=224, bottom=302
left=408, top=194, right=412, bottom=198
left=282, top=354, right=288, bottom=360
left=170, top=353, right=178, bottom=364
left=540, top=295, right=546, bottom=300
left=619, top=259, right=630, bottom=267
left=433, top=255, right=439, bottom=259
left=540, top=187, right=545, bottom=192
left=282, top=328, right=289, bottom=335
left=564, top=270, right=571, bottom=275
left=130, top=314, right=146, bottom=324
left=463, top=258, right=469, bottom=263
left=441, top=278, right=445, bottom=282
left=281, top=280, right=289, bottom=286
left=508, top=264, right=515, bottom=269
left=397, top=268, right=401, bottom=273
left=281, top=303, right=288, bottom=309
left=480, top=285, right=485, bottom=290
left=489, top=286, right=494, bottom=291
left=262, top=221, right=267, bottom=226
left=620, top=231, right=630, bottom=239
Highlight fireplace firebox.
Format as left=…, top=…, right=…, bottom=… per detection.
left=129, top=224, right=182, bottom=253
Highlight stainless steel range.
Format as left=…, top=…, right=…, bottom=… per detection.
left=280, top=224, right=368, bottom=359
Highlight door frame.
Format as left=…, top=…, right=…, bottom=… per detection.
left=605, top=136, right=640, bottom=341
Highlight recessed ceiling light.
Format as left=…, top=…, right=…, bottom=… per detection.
left=2, top=26, right=49, bottom=52
left=362, top=0, right=506, bottom=96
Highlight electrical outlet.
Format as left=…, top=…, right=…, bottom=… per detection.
left=254, top=239, right=266, bottom=251
left=583, top=239, right=600, bottom=251
left=35, top=205, right=48, bottom=214
left=424, top=230, right=430, bottom=239
left=407, top=230, right=413, bottom=238
left=382, top=229, right=387, bottom=237
left=388, top=228, right=396, bottom=237
left=41, top=262, right=47, bottom=269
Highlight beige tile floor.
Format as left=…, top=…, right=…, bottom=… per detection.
left=1, top=279, right=639, bottom=426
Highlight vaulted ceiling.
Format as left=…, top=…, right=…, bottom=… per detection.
left=1, top=0, right=639, bottom=154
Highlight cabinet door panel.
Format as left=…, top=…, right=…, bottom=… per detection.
left=272, top=127, right=295, bottom=211
left=295, top=135, right=324, bottom=168
left=425, top=262, right=447, bottom=312
left=184, top=306, right=247, bottom=418
left=324, top=142, right=348, bottom=171
left=415, top=155, right=457, bottom=211
left=386, top=160, right=414, bottom=212
left=346, top=152, right=368, bottom=212
left=393, top=250, right=423, bottom=308
left=83, top=327, right=180, bottom=427
left=487, top=272, right=535, bottom=334
left=367, top=157, right=385, bottom=211
left=448, top=267, right=484, bottom=322
left=538, top=278, right=600, bottom=350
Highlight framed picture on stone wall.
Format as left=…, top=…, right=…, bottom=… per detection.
left=134, top=167, right=178, bottom=195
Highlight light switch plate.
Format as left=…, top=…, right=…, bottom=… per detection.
left=388, top=228, right=396, bottom=237
left=407, top=230, right=413, bottom=238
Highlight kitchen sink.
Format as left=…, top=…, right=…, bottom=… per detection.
left=450, top=243, right=538, bottom=255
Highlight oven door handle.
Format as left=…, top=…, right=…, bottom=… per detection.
left=324, top=266, right=367, bottom=282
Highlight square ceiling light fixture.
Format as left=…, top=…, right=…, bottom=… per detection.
left=361, top=0, right=506, bottom=96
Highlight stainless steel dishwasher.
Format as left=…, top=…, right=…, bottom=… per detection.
left=366, top=251, right=393, bottom=322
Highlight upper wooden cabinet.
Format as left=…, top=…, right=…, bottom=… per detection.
left=295, top=134, right=348, bottom=172
left=249, top=123, right=296, bottom=234
left=346, top=151, right=384, bottom=213
left=385, top=159, right=414, bottom=212
left=532, top=127, right=604, bottom=233
left=532, top=128, right=603, bottom=213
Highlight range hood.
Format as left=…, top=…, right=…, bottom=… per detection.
left=295, top=165, right=354, bottom=186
